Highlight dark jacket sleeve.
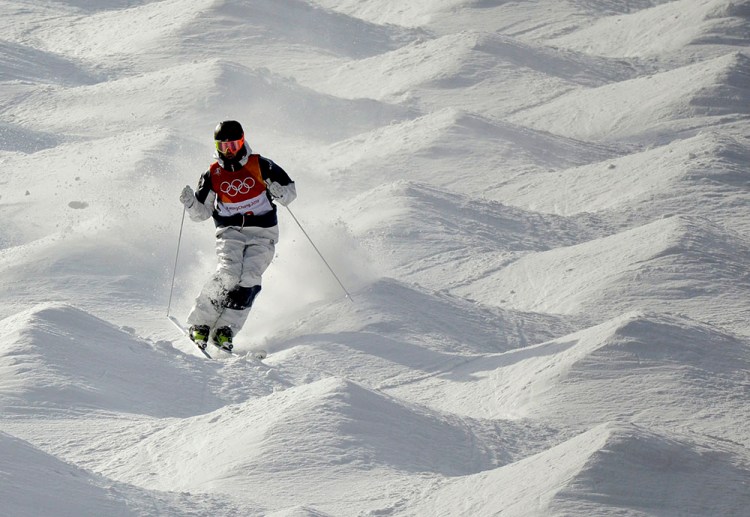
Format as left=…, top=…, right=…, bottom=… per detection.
left=259, top=157, right=294, bottom=186
left=195, top=169, right=213, bottom=204
left=186, top=169, right=215, bottom=222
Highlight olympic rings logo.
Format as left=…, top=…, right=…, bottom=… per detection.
left=220, top=177, right=256, bottom=196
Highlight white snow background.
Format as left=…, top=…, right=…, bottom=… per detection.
left=1, top=0, right=749, bottom=515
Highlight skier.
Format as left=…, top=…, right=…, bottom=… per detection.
left=179, top=120, right=296, bottom=350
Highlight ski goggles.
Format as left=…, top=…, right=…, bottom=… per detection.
left=215, top=136, right=244, bottom=155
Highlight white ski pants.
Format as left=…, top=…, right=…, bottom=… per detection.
left=187, top=225, right=278, bottom=334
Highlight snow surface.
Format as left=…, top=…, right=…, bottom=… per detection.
left=1, top=0, right=749, bottom=515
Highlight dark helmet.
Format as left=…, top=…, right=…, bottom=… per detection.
left=213, top=120, right=246, bottom=162
left=214, top=120, right=244, bottom=142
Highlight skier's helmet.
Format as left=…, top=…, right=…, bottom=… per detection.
left=214, top=120, right=245, bottom=159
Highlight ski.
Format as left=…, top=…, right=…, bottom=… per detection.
left=211, top=342, right=234, bottom=355
left=168, top=316, right=267, bottom=360
left=168, top=315, right=212, bottom=358
left=211, top=342, right=268, bottom=360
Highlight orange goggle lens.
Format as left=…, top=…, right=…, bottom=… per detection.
left=216, top=136, right=244, bottom=155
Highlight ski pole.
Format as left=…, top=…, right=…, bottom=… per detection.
left=285, top=205, right=353, bottom=302
left=167, top=206, right=187, bottom=316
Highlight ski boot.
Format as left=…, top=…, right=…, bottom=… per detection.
left=188, top=325, right=210, bottom=350
left=212, top=326, right=234, bottom=351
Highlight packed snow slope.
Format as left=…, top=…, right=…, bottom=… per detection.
left=1, top=0, right=749, bottom=515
